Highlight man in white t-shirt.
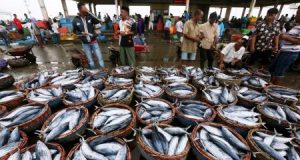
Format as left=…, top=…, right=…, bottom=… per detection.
left=219, top=36, right=249, bottom=69
left=51, top=18, right=60, bottom=44
left=176, top=17, right=183, bottom=41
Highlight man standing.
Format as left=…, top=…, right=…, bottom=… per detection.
left=13, top=14, right=23, bottom=34
left=176, top=17, right=184, bottom=41
left=72, top=2, right=105, bottom=69
left=181, top=9, right=204, bottom=61
left=118, top=6, right=136, bottom=66
left=249, top=8, right=280, bottom=66
left=164, top=18, right=172, bottom=40
left=149, top=11, right=155, bottom=30
left=199, top=12, right=218, bottom=69
left=51, top=18, right=60, bottom=45
left=0, top=25, right=9, bottom=46
left=269, top=6, right=300, bottom=84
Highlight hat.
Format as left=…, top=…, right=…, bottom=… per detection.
left=242, top=36, right=249, bottom=40
left=209, top=12, right=218, bottom=20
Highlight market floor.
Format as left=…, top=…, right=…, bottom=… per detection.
left=1, top=32, right=300, bottom=89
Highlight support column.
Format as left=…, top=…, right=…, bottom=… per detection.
left=241, top=7, right=246, bottom=18
left=120, top=0, right=123, bottom=8
left=274, top=0, right=279, bottom=8
left=225, top=6, right=232, bottom=20
left=61, top=0, right=69, bottom=17
left=258, top=6, right=263, bottom=17
left=89, top=3, right=92, bottom=12
left=38, top=0, right=49, bottom=20
left=186, top=0, right=190, bottom=12
left=277, top=4, right=284, bottom=19
left=248, top=0, right=256, bottom=17
left=220, top=7, right=223, bottom=17
left=115, top=0, right=119, bottom=17
left=93, top=3, right=97, bottom=15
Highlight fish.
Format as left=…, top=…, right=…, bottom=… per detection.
left=215, top=73, right=235, bottom=80
left=106, top=76, right=133, bottom=86
left=27, top=86, right=63, bottom=103
left=177, top=100, right=213, bottom=121
left=136, top=66, right=156, bottom=74
left=134, top=83, right=162, bottom=98
left=242, top=76, right=268, bottom=88
left=181, top=66, right=203, bottom=77
left=204, top=67, right=221, bottom=74
left=0, top=91, right=24, bottom=103
left=164, top=75, right=189, bottom=83
left=266, top=86, right=299, bottom=102
left=92, top=107, right=132, bottom=134
left=237, top=87, right=267, bottom=102
left=165, top=83, right=194, bottom=96
left=64, top=85, right=96, bottom=103
left=137, top=74, right=161, bottom=83
left=113, top=66, right=133, bottom=74
left=0, top=127, right=22, bottom=158
left=193, top=74, right=220, bottom=87
left=17, top=71, right=59, bottom=90
left=51, top=74, right=81, bottom=86
left=137, top=99, right=172, bottom=123
left=227, top=68, right=250, bottom=75
left=100, top=88, right=131, bottom=101
left=157, top=67, right=179, bottom=76
left=202, top=86, right=236, bottom=105
left=0, top=73, right=10, bottom=79
left=261, top=103, right=300, bottom=123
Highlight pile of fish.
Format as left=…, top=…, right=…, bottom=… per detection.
left=100, top=88, right=131, bottom=101
left=266, top=86, right=299, bottom=102
left=0, top=91, right=24, bottom=103
left=195, top=125, right=249, bottom=160
left=28, top=87, right=63, bottom=103
left=0, top=105, right=43, bottom=127
left=219, top=105, right=262, bottom=126
left=50, top=73, right=81, bottom=86
left=202, top=86, right=236, bottom=105
left=0, top=73, right=10, bottom=79
left=106, top=76, right=133, bottom=86
left=293, top=128, right=300, bottom=141
left=163, top=75, right=189, bottom=83
left=113, top=66, right=133, bottom=74
left=242, top=76, right=268, bottom=88
left=136, top=66, right=156, bottom=75
left=193, top=74, right=220, bottom=87
left=8, top=141, right=61, bottom=160
left=64, top=86, right=95, bottom=103
left=39, top=108, right=84, bottom=142
left=260, top=103, right=300, bottom=123
left=157, top=67, right=179, bottom=76
left=134, top=83, right=163, bottom=98
left=139, top=124, right=189, bottom=155
left=72, top=136, right=128, bottom=160
left=215, top=72, right=236, bottom=80
left=177, top=100, right=213, bottom=121
left=18, top=71, right=59, bottom=90
left=137, top=74, right=161, bottom=83
left=80, top=72, right=106, bottom=87
left=252, top=130, right=299, bottom=160
left=0, top=127, right=22, bottom=158
left=181, top=66, right=203, bottom=77
left=165, top=83, right=194, bottom=96
left=137, top=99, right=172, bottom=123
left=227, top=68, right=250, bottom=75
left=204, top=67, right=221, bottom=74
left=237, top=87, right=267, bottom=102
left=92, top=107, right=132, bottom=134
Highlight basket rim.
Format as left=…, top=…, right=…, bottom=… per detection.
left=164, top=83, right=197, bottom=99
left=63, top=89, right=99, bottom=106
left=97, top=86, right=134, bottom=106
left=26, top=85, right=64, bottom=105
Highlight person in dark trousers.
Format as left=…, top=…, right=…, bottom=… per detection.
left=72, top=2, right=104, bottom=69
left=117, top=6, right=136, bottom=66
left=51, top=18, right=60, bottom=44
left=13, top=14, right=23, bottom=34
left=249, top=8, right=280, bottom=68
left=269, top=6, right=300, bottom=85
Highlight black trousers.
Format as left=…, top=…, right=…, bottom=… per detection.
left=200, top=48, right=214, bottom=69
left=248, top=50, right=274, bottom=65
left=224, top=61, right=243, bottom=69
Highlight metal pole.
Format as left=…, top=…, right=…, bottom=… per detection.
left=93, top=3, right=97, bottom=15
left=220, top=7, right=223, bottom=17
left=225, top=6, right=231, bottom=20
left=37, top=0, right=49, bottom=20
left=248, top=0, right=256, bottom=17
left=115, top=0, right=119, bottom=17
left=258, top=6, right=263, bottom=17
left=186, top=0, right=190, bottom=12
left=89, top=3, right=92, bottom=13
left=61, top=0, right=69, bottom=17
left=277, top=4, right=284, bottom=19
left=120, top=0, right=123, bottom=8
left=241, top=7, right=246, bottom=18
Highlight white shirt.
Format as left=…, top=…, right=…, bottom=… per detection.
left=165, top=20, right=171, bottom=29
left=281, top=25, right=300, bottom=52
left=51, top=22, right=59, bottom=33
left=176, top=21, right=183, bottom=33
left=150, top=13, right=155, bottom=22
left=221, top=43, right=245, bottom=63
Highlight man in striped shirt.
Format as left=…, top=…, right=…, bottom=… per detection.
left=269, top=6, right=300, bottom=84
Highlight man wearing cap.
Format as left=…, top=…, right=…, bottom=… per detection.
left=219, top=36, right=249, bottom=70
left=199, top=12, right=218, bottom=69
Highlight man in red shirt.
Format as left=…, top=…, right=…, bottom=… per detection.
left=13, top=14, right=23, bottom=34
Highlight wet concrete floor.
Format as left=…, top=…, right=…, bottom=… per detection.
left=1, top=32, right=300, bottom=90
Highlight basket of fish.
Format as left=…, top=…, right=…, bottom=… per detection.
left=49, top=70, right=82, bottom=89
left=136, top=66, right=156, bottom=75
left=136, top=98, right=175, bottom=126
left=204, top=67, right=222, bottom=75
left=175, top=100, right=216, bottom=126
left=136, top=74, right=161, bottom=84
left=241, top=76, right=269, bottom=92
left=105, top=76, right=134, bottom=88
left=15, top=71, right=60, bottom=91
left=134, top=83, right=164, bottom=101
left=0, top=127, right=28, bottom=159
left=0, top=73, right=15, bottom=90
left=27, top=86, right=63, bottom=109
left=257, top=102, right=300, bottom=130
left=265, top=85, right=300, bottom=106
left=0, top=90, right=26, bottom=110
left=165, top=82, right=197, bottom=102
left=63, top=85, right=98, bottom=108
left=98, top=86, right=133, bottom=105
left=136, top=123, right=191, bottom=160
left=157, top=67, right=179, bottom=77
left=192, top=74, right=220, bottom=90
left=111, top=66, right=135, bottom=78
left=9, top=141, right=66, bottom=160
left=0, top=103, right=51, bottom=132
left=216, top=105, right=263, bottom=134
left=253, top=69, right=271, bottom=82
left=215, top=72, right=242, bottom=86
left=66, top=135, right=131, bottom=160
left=201, top=86, right=237, bottom=106
left=39, top=106, right=89, bottom=143
left=0, top=105, right=7, bottom=116
left=247, top=129, right=299, bottom=160
left=90, top=103, right=136, bottom=137
left=79, top=73, right=106, bottom=90
left=162, top=75, right=189, bottom=84
left=226, top=68, right=251, bottom=77
left=190, top=122, right=251, bottom=160
left=181, top=66, right=203, bottom=77
left=7, top=58, right=30, bottom=68
left=237, top=86, right=268, bottom=107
